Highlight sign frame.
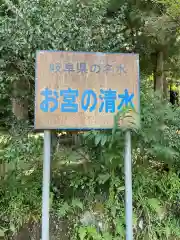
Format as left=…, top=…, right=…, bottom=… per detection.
left=34, top=50, right=140, bottom=130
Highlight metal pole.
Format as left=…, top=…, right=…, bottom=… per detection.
left=42, top=130, right=51, bottom=240
left=124, top=130, right=133, bottom=240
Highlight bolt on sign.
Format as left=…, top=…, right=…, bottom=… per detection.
left=35, top=51, right=140, bottom=129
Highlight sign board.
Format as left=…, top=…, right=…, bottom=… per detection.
left=35, top=51, right=139, bottom=130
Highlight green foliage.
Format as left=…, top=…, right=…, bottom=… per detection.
left=0, top=0, right=180, bottom=126
left=0, top=0, right=180, bottom=239
left=69, top=80, right=180, bottom=239
left=57, top=198, right=83, bottom=218
left=1, top=93, right=180, bottom=238
left=0, top=0, right=128, bottom=124
left=154, top=0, right=180, bottom=20
left=0, top=134, right=43, bottom=235
left=68, top=164, right=180, bottom=239
left=0, top=73, right=11, bottom=127
left=134, top=80, right=180, bottom=165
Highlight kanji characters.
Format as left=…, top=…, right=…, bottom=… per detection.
left=56, top=63, right=61, bottom=72
left=77, top=62, right=88, bottom=73
left=39, top=88, right=134, bottom=113
left=81, top=89, right=97, bottom=112
left=99, top=89, right=117, bottom=113
left=40, top=88, right=59, bottom=112
left=49, top=64, right=55, bottom=72
left=117, top=64, right=126, bottom=74
left=118, top=89, right=134, bottom=110
left=49, top=63, right=61, bottom=72
left=60, top=88, right=78, bottom=112
left=64, top=63, right=75, bottom=72
left=49, top=62, right=127, bottom=74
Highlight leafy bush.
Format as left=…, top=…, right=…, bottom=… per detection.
left=0, top=78, right=180, bottom=239
left=134, top=81, right=180, bottom=166
left=0, top=134, right=43, bottom=236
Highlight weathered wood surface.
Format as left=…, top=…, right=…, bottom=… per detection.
left=35, top=51, right=139, bottom=129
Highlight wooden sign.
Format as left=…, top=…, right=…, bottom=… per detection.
left=35, top=51, right=139, bottom=130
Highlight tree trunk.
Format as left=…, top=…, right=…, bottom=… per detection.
left=151, top=52, right=157, bottom=91
left=155, top=51, right=164, bottom=93
left=163, top=77, right=168, bottom=99
left=153, top=69, right=156, bottom=91
left=11, top=80, right=28, bottom=120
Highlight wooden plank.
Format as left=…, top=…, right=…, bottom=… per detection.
left=35, top=51, right=139, bottom=130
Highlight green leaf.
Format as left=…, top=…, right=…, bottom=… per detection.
left=133, top=212, right=138, bottom=227
left=78, top=227, right=87, bottom=240
left=115, top=222, right=124, bottom=236
left=111, top=206, right=117, bottom=217
left=118, top=186, right=125, bottom=191
left=72, top=198, right=83, bottom=210
left=103, top=232, right=113, bottom=240
left=0, top=228, right=6, bottom=237
left=147, top=198, right=165, bottom=219
left=97, top=173, right=110, bottom=184
left=95, top=135, right=101, bottom=146
left=165, top=226, right=171, bottom=238
left=10, top=223, right=16, bottom=233
left=86, top=226, right=99, bottom=238
left=101, top=135, right=107, bottom=146
left=58, top=202, right=71, bottom=217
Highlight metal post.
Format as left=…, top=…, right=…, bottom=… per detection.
left=42, top=130, right=51, bottom=240
left=124, top=130, right=133, bottom=240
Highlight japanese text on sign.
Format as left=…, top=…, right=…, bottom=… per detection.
left=49, top=62, right=126, bottom=74
left=40, top=88, right=134, bottom=113
left=35, top=51, right=139, bottom=129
